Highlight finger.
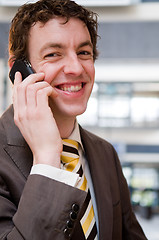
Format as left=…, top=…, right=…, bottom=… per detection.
left=26, top=81, right=52, bottom=109
left=50, top=87, right=58, bottom=98
left=13, top=72, right=22, bottom=105
left=36, top=86, right=54, bottom=109
left=13, top=72, right=23, bottom=121
left=14, top=71, right=23, bottom=85
left=14, top=73, right=45, bottom=116
left=22, top=72, right=44, bottom=86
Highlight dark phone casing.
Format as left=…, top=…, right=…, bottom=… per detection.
left=9, top=59, right=34, bottom=84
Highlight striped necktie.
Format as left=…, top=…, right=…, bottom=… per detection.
left=61, top=139, right=98, bottom=239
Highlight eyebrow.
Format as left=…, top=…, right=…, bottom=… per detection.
left=40, top=40, right=93, bottom=54
left=78, top=40, right=93, bottom=49
left=40, top=43, right=64, bottom=54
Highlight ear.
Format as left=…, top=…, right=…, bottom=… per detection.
left=8, top=56, right=15, bottom=70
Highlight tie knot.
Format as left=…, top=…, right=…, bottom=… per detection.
left=61, top=139, right=79, bottom=164
left=62, top=139, right=79, bottom=151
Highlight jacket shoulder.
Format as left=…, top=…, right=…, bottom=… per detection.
left=0, top=105, right=14, bottom=143
left=0, top=105, right=26, bottom=146
left=79, top=125, right=114, bottom=151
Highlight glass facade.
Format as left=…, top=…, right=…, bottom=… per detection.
left=78, top=81, right=159, bottom=128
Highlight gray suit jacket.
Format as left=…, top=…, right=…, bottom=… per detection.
left=0, top=105, right=147, bottom=240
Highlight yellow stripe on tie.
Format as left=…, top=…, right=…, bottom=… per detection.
left=82, top=205, right=94, bottom=235
left=80, top=176, right=87, bottom=191
left=65, top=159, right=79, bottom=172
left=61, top=155, right=78, bottom=163
left=62, top=139, right=78, bottom=149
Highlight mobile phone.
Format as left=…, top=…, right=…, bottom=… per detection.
left=9, top=59, right=34, bottom=84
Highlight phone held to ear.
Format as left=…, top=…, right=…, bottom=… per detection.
left=9, top=59, right=34, bottom=84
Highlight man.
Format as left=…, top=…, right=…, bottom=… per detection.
left=0, top=0, right=147, bottom=239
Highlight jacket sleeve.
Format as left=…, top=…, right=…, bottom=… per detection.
left=0, top=174, right=86, bottom=240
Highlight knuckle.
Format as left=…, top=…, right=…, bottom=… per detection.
left=14, top=109, right=26, bottom=123
left=37, top=88, right=44, bottom=97
left=27, top=85, right=35, bottom=94
left=18, top=112, right=25, bottom=122
left=14, top=113, right=23, bottom=125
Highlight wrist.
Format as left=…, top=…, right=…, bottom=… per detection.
left=33, top=151, right=61, bottom=168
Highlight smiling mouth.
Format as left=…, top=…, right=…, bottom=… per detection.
left=57, top=83, right=84, bottom=92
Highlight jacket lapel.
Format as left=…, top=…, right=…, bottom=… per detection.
left=1, top=105, right=33, bottom=179
left=80, top=126, right=113, bottom=240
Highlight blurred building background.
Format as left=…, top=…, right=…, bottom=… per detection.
left=0, top=0, right=159, bottom=239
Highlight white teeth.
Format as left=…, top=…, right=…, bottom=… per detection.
left=60, top=84, right=82, bottom=92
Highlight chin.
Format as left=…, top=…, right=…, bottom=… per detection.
left=63, top=104, right=87, bottom=118
left=49, top=97, right=88, bottom=118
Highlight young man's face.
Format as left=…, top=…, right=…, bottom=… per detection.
left=28, top=17, right=95, bottom=120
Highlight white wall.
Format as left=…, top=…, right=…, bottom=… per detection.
left=1, top=2, right=159, bottom=22
left=89, top=3, right=159, bottom=22
left=0, top=6, right=17, bottom=22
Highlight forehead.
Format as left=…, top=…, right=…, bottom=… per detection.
left=28, top=17, right=91, bottom=48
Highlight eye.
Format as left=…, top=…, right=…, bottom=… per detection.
left=78, top=50, right=93, bottom=60
left=78, top=51, right=91, bottom=56
left=44, top=52, right=59, bottom=58
left=43, top=52, right=63, bottom=62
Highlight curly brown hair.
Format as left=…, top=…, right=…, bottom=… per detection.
left=9, top=0, right=98, bottom=62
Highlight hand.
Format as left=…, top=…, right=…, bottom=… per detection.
left=13, top=72, right=62, bottom=168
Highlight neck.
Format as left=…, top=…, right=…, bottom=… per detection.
left=54, top=114, right=76, bottom=139
left=49, top=99, right=76, bottom=139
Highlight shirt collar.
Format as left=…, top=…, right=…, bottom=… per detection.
left=68, top=120, right=84, bottom=151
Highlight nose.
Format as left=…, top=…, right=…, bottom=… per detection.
left=63, top=53, right=84, bottom=76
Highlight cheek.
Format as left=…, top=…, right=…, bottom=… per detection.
left=86, top=62, right=95, bottom=80
left=40, top=64, right=58, bottom=84
left=88, top=65, right=95, bottom=87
